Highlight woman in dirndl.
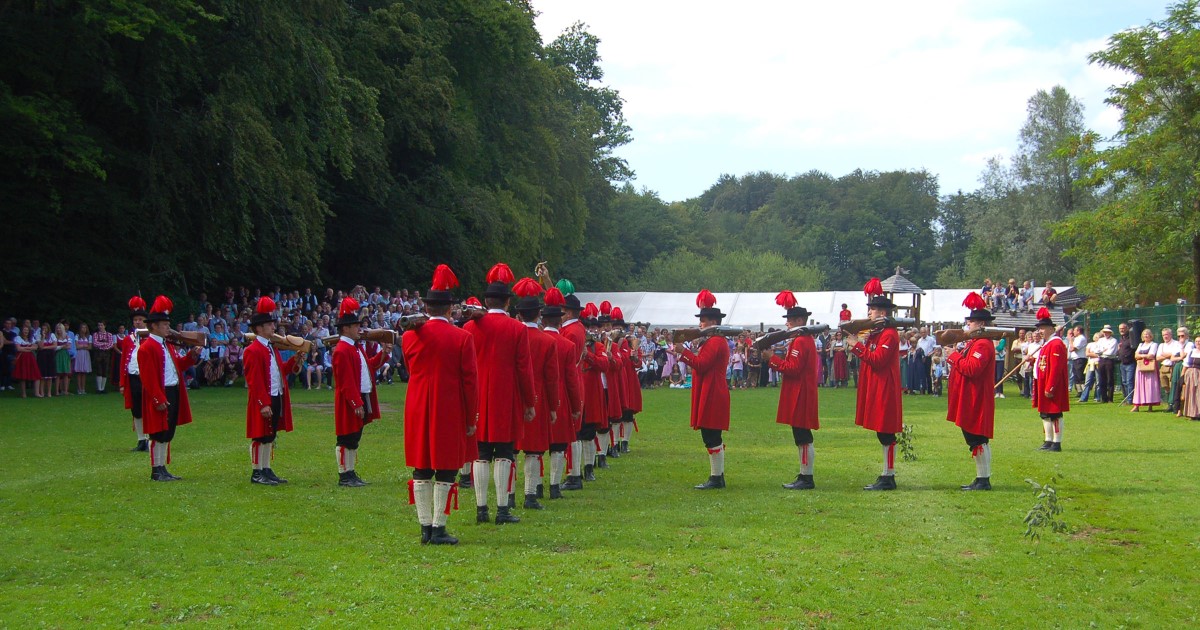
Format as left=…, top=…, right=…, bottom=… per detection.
left=12, top=324, right=41, bottom=398
left=1132, top=328, right=1160, bottom=412
left=73, top=322, right=93, bottom=394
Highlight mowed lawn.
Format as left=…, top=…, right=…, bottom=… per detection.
left=1, top=381, right=1198, bottom=628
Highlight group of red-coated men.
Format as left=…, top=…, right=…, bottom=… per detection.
left=678, top=279, right=1069, bottom=493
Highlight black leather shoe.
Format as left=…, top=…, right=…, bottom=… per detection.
left=458, top=473, right=472, bottom=489
left=350, top=471, right=369, bottom=485
left=863, top=475, right=896, bottom=491
left=133, top=440, right=149, bottom=452
left=783, top=474, right=815, bottom=490
left=263, top=468, right=287, bottom=484
left=251, top=470, right=278, bottom=486
left=421, top=525, right=433, bottom=544
left=151, top=466, right=167, bottom=481
left=495, top=506, right=520, bottom=524
left=562, top=476, right=583, bottom=491
left=476, top=506, right=490, bottom=524
left=523, top=494, right=544, bottom=510
left=961, top=477, right=992, bottom=491
left=338, top=471, right=363, bottom=487
left=536, top=483, right=544, bottom=499
left=694, top=474, right=725, bottom=490
left=621, top=441, right=630, bottom=454
left=607, top=446, right=621, bottom=458
left=596, top=454, right=608, bottom=469
left=507, top=493, right=516, bottom=510
left=549, top=484, right=563, bottom=499
left=1049, top=443, right=1061, bottom=452
left=583, top=465, right=596, bottom=482
left=429, top=526, right=459, bottom=545
left=1038, top=441, right=1053, bottom=450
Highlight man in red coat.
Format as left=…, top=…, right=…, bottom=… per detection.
left=138, top=296, right=198, bottom=482
left=464, top=263, right=536, bottom=525
left=612, top=308, right=642, bottom=455
left=557, top=286, right=588, bottom=489
left=848, top=279, right=904, bottom=491
left=946, top=293, right=997, bottom=490
left=402, top=265, right=478, bottom=545
left=541, top=288, right=583, bottom=499
left=119, top=296, right=149, bottom=452
left=767, top=291, right=820, bottom=490
left=244, top=297, right=302, bottom=486
left=332, top=297, right=389, bottom=487
left=1032, top=308, right=1069, bottom=452
left=569, top=303, right=608, bottom=487
left=513, top=278, right=560, bottom=510
left=676, top=290, right=731, bottom=490
left=596, top=301, right=621, bottom=466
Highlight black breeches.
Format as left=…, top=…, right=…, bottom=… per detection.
left=700, top=428, right=723, bottom=449
left=477, top=441, right=514, bottom=461
left=792, top=427, right=814, bottom=445
left=1039, top=413, right=1063, bottom=421
left=549, top=443, right=568, bottom=453
left=412, top=469, right=456, bottom=482
left=148, top=386, right=180, bottom=442
left=876, top=431, right=897, bottom=445
left=129, top=374, right=143, bottom=419
left=336, top=430, right=363, bottom=450
left=621, top=410, right=635, bottom=422
left=961, top=429, right=988, bottom=449
left=577, top=424, right=597, bottom=441
left=254, top=395, right=284, bottom=444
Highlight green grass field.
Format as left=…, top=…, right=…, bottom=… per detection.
left=1, top=382, right=1198, bottom=628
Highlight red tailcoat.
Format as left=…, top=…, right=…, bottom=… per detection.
left=515, top=326, right=560, bottom=452
left=333, top=339, right=384, bottom=436
left=243, top=339, right=299, bottom=439
left=850, top=327, right=903, bottom=433
left=947, top=337, right=996, bottom=437
left=137, top=338, right=196, bottom=434
left=769, top=335, right=819, bottom=429
left=680, top=337, right=731, bottom=431
left=560, top=320, right=587, bottom=363
left=548, top=330, right=583, bottom=440
left=464, top=312, right=536, bottom=444
left=603, top=340, right=622, bottom=421
left=622, top=340, right=643, bottom=413
left=402, top=318, right=479, bottom=469
left=580, top=342, right=609, bottom=427
left=1033, top=336, right=1070, bottom=415
left=118, top=334, right=142, bottom=410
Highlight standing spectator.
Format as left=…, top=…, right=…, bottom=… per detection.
left=1012, top=330, right=1029, bottom=397
left=1079, top=332, right=1102, bottom=402
left=1040, top=281, right=1058, bottom=308
left=1132, top=329, right=1160, bottom=412
left=898, top=332, right=912, bottom=393
left=831, top=331, right=849, bottom=387
left=1022, top=330, right=1044, bottom=399
left=1156, top=328, right=1182, bottom=411
left=1167, top=327, right=1193, bottom=415
left=916, top=327, right=936, bottom=394
left=729, top=343, right=746, bottom=389
left=1180, top=340, right=1200, bottom=420
left=54, top=323, right=71, bottom=396
left=1069, top=326, right=1087, bottom=393
left=226, top=337, right=244, bottom=386
left=36, top=323, right=57, bottom=397
left=1117, top=322, right=1136, bottom=403
left=930, top=346, right=946, bottom=396
left=1, top=317, right=16, bottom=390
left=1094, top=325, right=1119, bottom=403
left=994, top=335, right=1007, bottom=398
left=839, top=304, right=852, bottom=324
left=73, top=323, right=93, bottom=394
left=12, top=324, right=41, bottom=398
left=92, top=321, right=116, bottom=394
left=304, top=341, right=325, bottom=390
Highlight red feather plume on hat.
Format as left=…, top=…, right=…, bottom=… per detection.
left=775, top=290, right=797, bottom=310
left=431, top=264, right=459, bottom=291
left=582, top=302, right=599, bottom=319
left=339, top=297, right=360, bottom=319
left=696, top=289, right=717, bottom=309
left=150, top=295, right=173, bottom=315
left=485, top=263, right=515, bottom=285
left=465, top=297, right=481, bottom=307
left=599, top=300, right=612, bottom=315
left=863, top=277, right=883, bottom=297
left=611, top=307, right=624, bottom=321
left=255, top=296, right=276, bottom=315
left=1036, top=307, right=1051, bottom=320
left=962, top=292, right=986, bottom=311
left=544, top=288, right=566, bottom=307
left=128, top=296, right=146, bottom=311
left=513, top=277, right=543, bottom=298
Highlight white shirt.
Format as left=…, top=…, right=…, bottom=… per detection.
left=150, top=334, right=179, bottom=386
left=1158, top=340, right=1182, bottom=366
left=562, top=318, right=579, bottom=328
left=1094, top=336, right=1119, bottom=359
left=341, top=336, right=372, bottom=395
left=127, top=335, right=141, bottom=376
left=917, top=335, right=937, bottom=356
left=1070, top=334, right=1087, bottom=360
left=257, top=336, right=282, bottom=396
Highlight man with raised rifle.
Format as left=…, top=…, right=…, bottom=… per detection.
left=332, top=296, right=390, bottom=487
left=512, top=277, right=559, bottom=510
left=540, top=288, right=583, bottom=499
left=846, top=278, right=904, bottom=491
left=675, top=290, right=731, bottom=490
left=944, top=293, right=998, bottom=490
left=244, top=296, right=302, bottom=486
left=765, top=290, right=820, bottom=490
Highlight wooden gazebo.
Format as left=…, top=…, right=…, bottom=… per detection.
left=881, top=266, right=925, bottom=323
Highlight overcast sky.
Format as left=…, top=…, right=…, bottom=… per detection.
left=532, top=0, right=1164, bottom=202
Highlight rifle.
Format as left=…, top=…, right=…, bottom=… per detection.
left=399, top=314, right=428, bottom=330
left=136, top=328, right=208, bottom=348
left=934, top=327, right=1017, bottom=346
left=838, top=317, right=917, bottom=336
left=752, top=324, right=831, bottom=350
left=243, top=333, right=313, bottom=355
left=322, top=328, right=399, bottom=348
left=671, top=326, right=743, bottom=344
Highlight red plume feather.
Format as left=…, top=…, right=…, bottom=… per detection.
left=431, top=264, right=459, bottom=291
left=339, top=297, right=360, bottom=319
left=962, top=292, right=986, bottom=311
left=582, top=302, right=599, bottom=319
left=696, top=289, right=717, bottom=309
left=128, top=296, right=146, bottom=311
left=150, top=295, right=173, bottom=315
left=465, top=297, right=481, bottom=307
left=1036, top=307, right=1051, bottom=320
left=775, top=290, right=797, bottom=310
left=611, top=307, right=624, bottom=321
left=485, top=263, right=515, bottom=285
left=256, top=296, right=277, bottom=315
left=863, top=278, right=883, bottom=297
left=599, top=300, right=612, bottom=315
left=543, top=288, right=566, bottom=307
left=513, top=277, right=543, bottom=298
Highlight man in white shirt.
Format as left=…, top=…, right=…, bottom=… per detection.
left=1069, top=326, right=1088, bottom=393
left=916, top=327, right=937, bottom=394
left=1162, top=327, right=1192, bottom=412
left=1093, top=325, right=1120, bottom=403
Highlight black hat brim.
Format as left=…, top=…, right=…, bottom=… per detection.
left=696, top=308, right=725, bottom=320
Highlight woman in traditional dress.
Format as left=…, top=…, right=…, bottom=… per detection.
left=1132, top=328, right=1161, bottom=412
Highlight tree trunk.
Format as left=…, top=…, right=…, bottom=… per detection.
left=1193, top=233, right=1200, bottom=305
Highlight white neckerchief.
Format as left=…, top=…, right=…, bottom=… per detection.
left=429, top=316, right=449, bottom=323
left=523, top=322, right=538, bottom=329
left=544, top=327, right=559, bottom=334
left=149, top=334, right=178, bottom=386
left=488, top=308, right=507, bottom=315
left=562, top=318, right=579, bottom=327
left=257, top=335, right=282, bottom=395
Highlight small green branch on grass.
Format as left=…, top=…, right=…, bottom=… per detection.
left=1023, top=475, right=1069, bottom=541
left=897, top=423, right=917, bottom=461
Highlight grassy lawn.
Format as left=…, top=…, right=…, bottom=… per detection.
left=1, top=381, right=1198, bottom=627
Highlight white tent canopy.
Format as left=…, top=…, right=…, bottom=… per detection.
left=574, top=288, right=1072, bottom=329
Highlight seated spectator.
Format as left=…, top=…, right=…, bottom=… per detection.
left=1005, top=279, right=1019, bottom=313
left=981, top=278, right=994, bottom=299
left=1041, top=281, right=1058, bottom=308
left=226, top=338, right=244, bottom=386
left=1020, top=281, right=1034, bottom=312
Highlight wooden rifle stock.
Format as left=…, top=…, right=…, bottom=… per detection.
left=322, top=328, right=398, bottom=347
left=752, top=324, right=831, bottom=350
left=399, top=314, right=428, bottom=330
left=935, top=327, right=1017, bottom=346
left=244, top=333, right=312, bottom=354
left=838, top=317, right=917, bottom=336
left=136, top=328, right=208, bottom=348
left=671, top=326, right=742, bottom=344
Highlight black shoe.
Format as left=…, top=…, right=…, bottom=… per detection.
left=523, top=494, right=544, bottom=510
left=783, top=474, right=815, bottom=490
left=160, top=467, right=181, bottom=481
left=476, top=506, right=490, bottom=524
left=1049, top=443, right=1061, bottom=452
left=562, top=476, right=583, bottom=491
left=694, top=474, right=725, bottom=490
left=421, top=524, right=432, bottom=544
left=863, top=475, right=896, bottom=491
left=251, top=470, right=278, bottom=486
left=1038, top=441, right=1053, bottom=451
left=507, top=493, right=516, bottom=510
left=495, top=506, right=520, bottom=524
left=133, top=439, right=149, bottom=452
left=583, top=465, right=596, bottom=482
left=961, top=477, right=992, bottom=491
left=621, top=441, right=630, bottom=454
left=549, top=484, right=563, bottom=499
left=536, top=483, right=544, bottom=499
left=458, top=473, right=473, bottom=489
left=429, top=526, right=459, bottom=545
left=607, top=446, right=621, bottom=458
left=150, top=466, right=168, bottom=482
left=262, top=468, right=287, bottom=484
left=351, top=471, right=369, bottom=485
left=338, top=471, right=365, bottom=487
left=596, top=454, right=608, bottom=469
